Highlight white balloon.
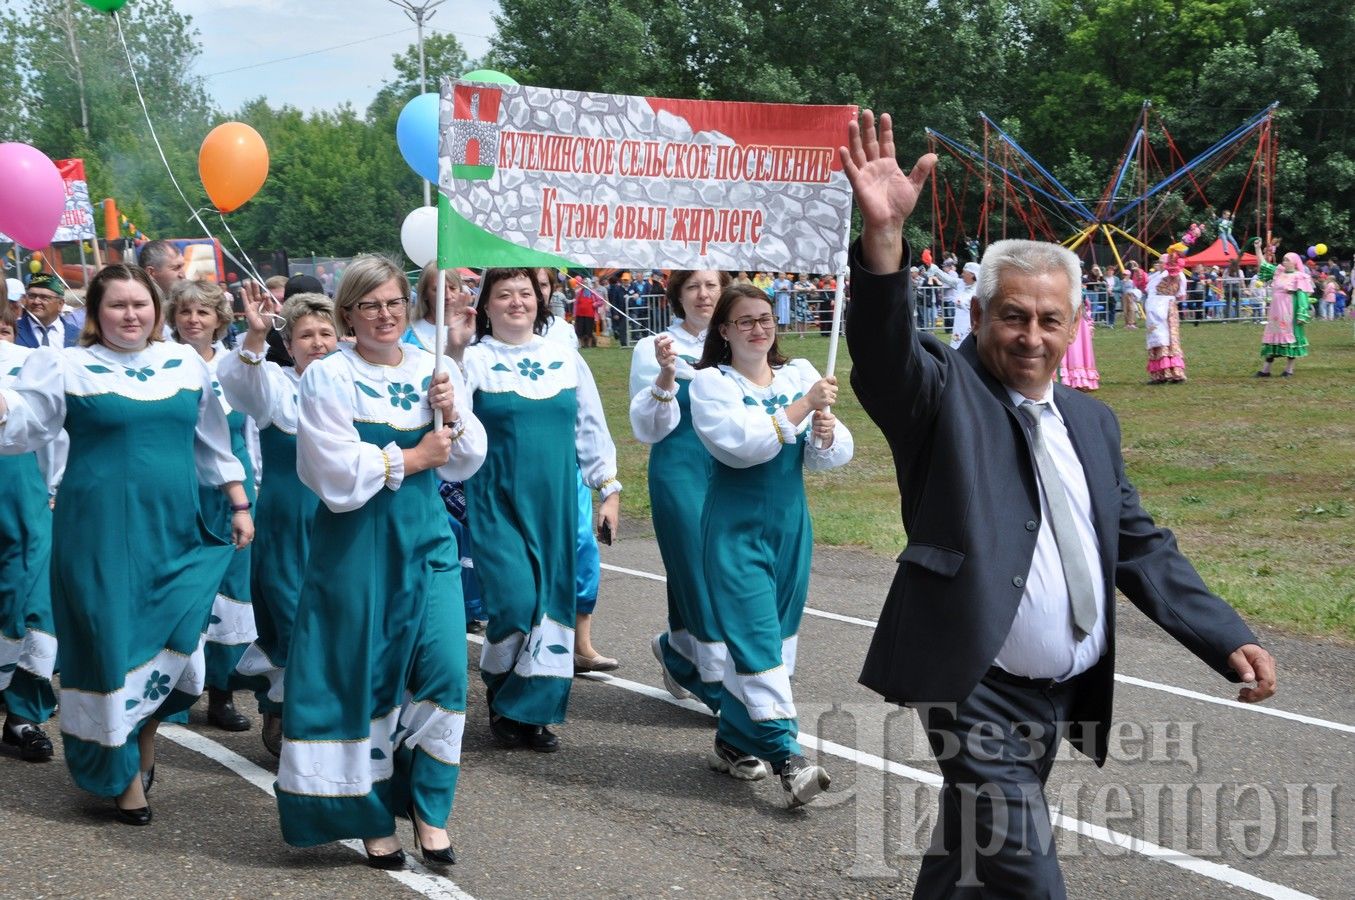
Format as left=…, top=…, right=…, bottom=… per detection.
left=400, top=206, right=439, bottom=268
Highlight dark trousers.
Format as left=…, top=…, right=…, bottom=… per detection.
left=912, top=668, right=1083, bottom=899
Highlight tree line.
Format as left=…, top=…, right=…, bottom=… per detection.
left=3, top=0, right=1350, bottom=258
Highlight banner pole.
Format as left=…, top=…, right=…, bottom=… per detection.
left=817, top=267, right=848, bottom=449
left=433, top=268, right=446, bottom=430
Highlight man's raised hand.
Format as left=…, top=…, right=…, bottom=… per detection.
left=839, top=110, right=937, bottom=273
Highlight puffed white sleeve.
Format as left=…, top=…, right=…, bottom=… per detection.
left=193, top=355, right=247, bottom=488
left=628, top=335, right=679, bottom=445
left=38, top=431, right=69, bottom=495
left=296, top=359, right=401, bottom=512
left=573, top=352, right=621, bottom=497
left=789, top=359, right=854, bottom=471
left=435, top=355, right=487, bottom=483
left=690, top=367, right=789, bottom=469
left=217, top=347, right=286, bottom=429
left=0, top=348, right=67, bottom=455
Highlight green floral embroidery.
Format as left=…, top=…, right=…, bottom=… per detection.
left=529, top=635, right=570, bottom=662
left=421, top=375, right=432, bottom=391
left=211, top=379, right=223, bottom=398
left=491, top=362, right=511, bottom=372
left=742, top=396, right=757, bottom=407
left=84, top=364, right=113, bottom=374
left=517, top=358, right=545, bottom=380
left=679, top=354, right=698, bottom=365
left=355, top=381, right=381, bottom=399
left=388, top=382, right=419, bottom=410
left=547, top=360, right=564, bottom=370
left=6, top=367, right=20, bottom=377
left=143, top=670, right=172, bottom=701
left=370, top=748, right=387, bottom=760
left=162, top=358, right=183, bottom=369
left=761, top=395, right=790, bottom=414
left=124, top=367, right=155, bottom=382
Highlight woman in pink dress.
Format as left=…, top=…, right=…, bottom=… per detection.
left=1059, top=290, right=1099, bottom=391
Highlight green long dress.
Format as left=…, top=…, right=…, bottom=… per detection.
left=276, top=343, right=485, bottom=847
left=629, top=326, right=723, bottom=712
left=0, top=343, right=57, bottom=723
left=0, top=343, right=240, bottom=796
left=462, top=336, right=620, bottom=730
left=217, top=352, right=314, bottom=714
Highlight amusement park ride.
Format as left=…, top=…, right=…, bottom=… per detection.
left=924, top=101, right=1278, bottom=270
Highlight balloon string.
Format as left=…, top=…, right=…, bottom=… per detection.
left=111, top=11, right=270, bottom=293
left=217, top=212, right=266, bottom=285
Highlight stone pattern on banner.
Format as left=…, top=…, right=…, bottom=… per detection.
left=441, top=86, right=850, bottom=272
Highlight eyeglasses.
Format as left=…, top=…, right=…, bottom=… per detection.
left=24, top=292, right=59, bottom=303
left=731, top=315, right=776, bottom=333
left=352, top=297, right=408, bottom=320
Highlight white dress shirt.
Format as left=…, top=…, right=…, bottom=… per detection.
left=993, top=384, right=1108, bottom=680
left=25, top=312, right=65, bottom=348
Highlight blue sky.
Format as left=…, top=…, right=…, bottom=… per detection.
left=176, top=0, right=500, bottom=113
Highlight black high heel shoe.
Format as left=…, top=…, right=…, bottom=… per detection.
left=363, top=845, right=406, bottom=870
left=407, top=803, right=456, bottom=866
left=113, top=799, right=152, bottom=826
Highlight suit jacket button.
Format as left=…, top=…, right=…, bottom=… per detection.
left=1012, top=576, right=1025, bottom=588
left=1025, top=520, right=1037, bottom=531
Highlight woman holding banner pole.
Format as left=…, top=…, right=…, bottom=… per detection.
left=462, top=268, right=621, bottom=754
left=690, top=283, right=853, bottom=807
left=630, top=270, right=736, bottom=720
left=275, top=255, right=486, bottom=868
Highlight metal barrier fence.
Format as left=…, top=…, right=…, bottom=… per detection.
left=582, top=280, right=1280, bottom=346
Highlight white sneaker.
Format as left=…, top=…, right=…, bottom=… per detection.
left=778, top=754, right=831, bottom=808
left=651, top=634, right=694, bottom=701
left=706, top=737, right=768, bottom=781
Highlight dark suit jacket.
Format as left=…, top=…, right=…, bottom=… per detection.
left=15, top=313, right=81, bottom=349
left=847, top=242, right=1257, bottom=764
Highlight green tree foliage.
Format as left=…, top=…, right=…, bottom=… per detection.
left=2, top=0, right=214, bottom=236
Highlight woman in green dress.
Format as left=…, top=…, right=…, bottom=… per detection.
left=690, top=283, right=853, bottom=808
left=460, top=268, right=621, bottom=754
left=276, top=255, right=486, bottom=869
left=0, top=264, right=252, bottom=825
left=629, top=272, right=736, bottom=719
left=169, top=279, right=258, bottom=732
left=217, top=290, right=337, bottom=756
left=1253, top=241, right=1314, bottom=377
left=0, top=303, right=61, bottom=762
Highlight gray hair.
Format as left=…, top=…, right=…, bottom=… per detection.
left=975, top=239, right=1082, bottom=316
left=138, top=239, right=179, bottom=271
left=412, top=263, right=464, bottom=323
left=280, top=292, right=336, bottom=340
left=333, top=254, right=408, bottom=337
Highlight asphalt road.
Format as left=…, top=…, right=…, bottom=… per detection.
left=2, top=530, right=1351, bottom=900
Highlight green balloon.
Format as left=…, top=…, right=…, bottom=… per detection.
left=459, top=69, right=518, bottom=86
left=81, top=0, right=129, bottom=11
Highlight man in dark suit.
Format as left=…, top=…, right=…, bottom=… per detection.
left=14, top=274, right=80, bottom=348
left=841, top=111, right=1277, bottom=898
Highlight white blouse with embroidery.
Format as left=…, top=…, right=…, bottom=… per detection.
left=0, top=342, right=244, bottom=487
left=628, top=320, right=706, bottom=446
left=462, top=335, right=620, bottom=497
left=297, top=343, right=486, bottom=513
left=0, top=341, right=68, bottom=491
left=689, top=358, right=853, bottom=471
left=217, top=347, right=303, bottom=434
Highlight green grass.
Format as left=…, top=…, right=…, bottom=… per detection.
left=581, top=319, right=1355, bottom=641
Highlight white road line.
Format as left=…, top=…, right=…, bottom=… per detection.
left=567, top=668, right=1317, bottom=900
left=158, top=724, right=477, bottom=900
left=600, top=560, right=1355, bottom=735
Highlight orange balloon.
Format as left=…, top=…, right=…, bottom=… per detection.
left=199, top=122, right=269, bottom=213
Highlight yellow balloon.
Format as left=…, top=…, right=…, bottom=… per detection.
left=29, top=258, right=42, bottom=274
left=1315, top=242, right=1328, bottom=256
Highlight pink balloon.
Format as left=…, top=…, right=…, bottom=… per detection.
left=0, top=143, right=66, bottom=249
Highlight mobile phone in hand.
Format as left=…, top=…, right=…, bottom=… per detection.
left=598, top=519, right=613, bottom=546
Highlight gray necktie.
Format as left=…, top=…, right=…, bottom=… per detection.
left=1019, top=401, right=1098, bottom=636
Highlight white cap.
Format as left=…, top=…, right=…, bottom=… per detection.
left=963, top=262, right=981, bottom=277
left=5, top=278, right=23, bottom=301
